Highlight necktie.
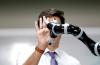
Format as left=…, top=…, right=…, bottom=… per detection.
left=48, top=51, right=58, bottom=65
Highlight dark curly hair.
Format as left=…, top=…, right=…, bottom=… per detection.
left=38, top=8, right=65, bottom=24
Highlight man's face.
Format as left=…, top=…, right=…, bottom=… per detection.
left=47, top=16, right=62, bottom=48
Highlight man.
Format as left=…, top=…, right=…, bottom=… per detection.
left=19, top=8, right=81, bottom=65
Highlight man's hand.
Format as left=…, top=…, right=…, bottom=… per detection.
left=35, top=16, right=50, bottom=50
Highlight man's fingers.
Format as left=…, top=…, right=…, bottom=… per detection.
left=35, top=21, right=39, bottom=31
left=43, top=16, right=48, bottom=28
left=39, top=18, right=43, bottom=29
left=43, top=19, right=47, bottom=28
left=43, top=16, right=49, bottom=24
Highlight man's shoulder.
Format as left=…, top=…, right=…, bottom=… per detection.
left=56, top=49, right=69, bottom=56
left=56, top=49, right=81, bottom=65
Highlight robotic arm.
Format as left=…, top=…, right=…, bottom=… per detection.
left=47, top=22, right=100, bottom=56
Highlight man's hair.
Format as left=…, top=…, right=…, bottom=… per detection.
left=38, top=8, right=65, bottom=24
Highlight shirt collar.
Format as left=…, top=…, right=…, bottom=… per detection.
left=43, top=48, right=62, bottom=57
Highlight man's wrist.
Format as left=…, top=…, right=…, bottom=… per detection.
left=35, top=46, right=45, bottom=54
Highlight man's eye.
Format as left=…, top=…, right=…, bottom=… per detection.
left=54, top=17, right=56, bottom=20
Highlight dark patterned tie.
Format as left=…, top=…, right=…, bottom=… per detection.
left=48, top=51, right=58, bottom=65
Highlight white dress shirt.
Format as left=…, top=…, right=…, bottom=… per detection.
left=17, top=46, right=81, bottom=65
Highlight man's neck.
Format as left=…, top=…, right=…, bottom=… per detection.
left=47, top=46, right=57, bottom=51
